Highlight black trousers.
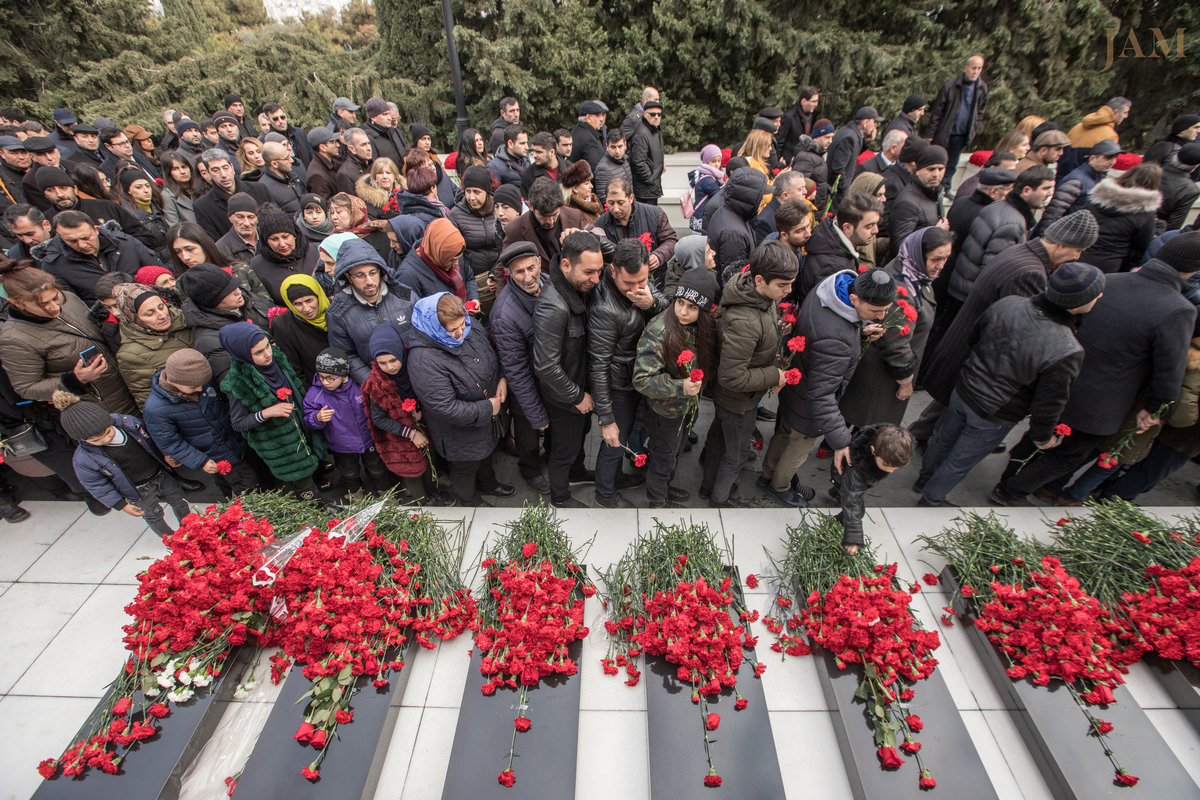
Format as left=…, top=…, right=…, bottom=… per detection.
left=546, top=404, right=590, bottom=504
left=511, top=411, right=544, bottom=480
left=331, top=448, right=392, bottom=493
left=644, top=408, right=689, bottom=505
left=448, top=452, right=499, bottom=505
left=999, top=429, right=1104, bottom=497
left=215, top=459, right=260, bottom=497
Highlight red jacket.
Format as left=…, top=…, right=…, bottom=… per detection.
left=360, top=365, right=428, bottom=478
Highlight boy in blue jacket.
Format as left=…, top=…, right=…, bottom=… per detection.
left=55, top=392, right=192, bottom=538
left=302, top=348, right=392, bottom=501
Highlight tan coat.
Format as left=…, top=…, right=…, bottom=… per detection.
left=1068, top=106, right=1119, bottom=150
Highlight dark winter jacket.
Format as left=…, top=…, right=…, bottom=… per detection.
left=825, top=123, right=864, bottom=211
left=39, top=228, right=159, bottom=305
left=305, top=151, right=342, bottom=201
left=336, top=152, right=370, bottom=197
left=500, top=207, right=586, bottom=275
left=302, top=374, right=373, bottom=454
left=778, top=104, right=815, bottom=164
left=193, top=178, right=270, bottom=240
left=835, top=424, right=892, bottom=547
left=949, top=192, right=1036, bottom=302
left=487, top=145, right=526, bottom=188
left=490, top=275, right=548, bottom=428
left=587, top=267, right=667, bottom=426
left=533, top=261, right=592, bottom=411
left=1159, top=159, right=1200, bottom=232
left=407, top=314, right=501, bottom=462
left=0, top=162, right=27, bottom=211
left=327, top=238, right=416, bottom=385
left=708, top=168, right=767, bottom=285
left=925, top=73, right=989, bottom=147
left=65, top=147, right=104, bottom=170
left=594, top=153, right=632, bottom=207
left=446, top=200, right=503, bottom=279
left=394, top=247, right=479, bottom=303
left=789, top=136, right=829, bottom=213
left=569, top=121, right=606, bottom=171
left=1077, top=178, right=1162, bottom=274
left=795, top=217, right=860, bottom=305
left=711, top=270, right=780, bottom=414
left=957, top=295, right=1084, bottom=444
left=255, top=169, right=306, bottom=215
left=268, top=124, right=314, bottom=167
left=885, top=112, right=919, bottom=140
left=45, top=197, right=156, bottom=250
left=216, top=228, right=256, bottom=265
left=1035, top=163, right=1106, bottom=234
left=363, top=120, right=405, bottom=171
left=590, top=201, right=678, bottom=271
left=778, top=271, right=862, bottom=450
left=72, top=413, right=171, bottom=509
left=181, top=290, right=273, bottom=384
left=271, top=310, right=328, bottom=388
left=941, top=188, right=994, bottom=297
left=632, top=311, right=700, bottom=420
left=142, top=372, right=245, bottom=469
left=888, top=181, right=944, bottom=260
left=855, top=152, right=892, bottom=178
left=520, top=157, right=573, bottom=199
left=879, top=162, right=916, bottom=240
left=1061, top=259, right=1196, bottom=436
left=250, top=246, right=321, bottom=306
left=629, top=116, right=665, bottom=202
left=386, top=192, right=447, bottom=260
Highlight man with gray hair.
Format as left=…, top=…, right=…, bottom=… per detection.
left=256, top=141, right=306, bottom=213
left=753, top=169, right=808, bottom=244
left=620, top=86, right=660, bottom=140
left=856, top=129, right=908, bottom=178
left=193, top=148, right=269, bottom=239
left=336, top=127, right=372, bottom=195
left=1060, top=96, right=1132, bottom=179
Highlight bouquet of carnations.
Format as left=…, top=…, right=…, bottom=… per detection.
left=473, top=503, right=596, bottom=788
left=766, top=513, right=940, bottom=789
left=600, top=520, right=763, bottom=788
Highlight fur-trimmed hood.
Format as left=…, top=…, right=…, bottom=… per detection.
left=1088, top=177, right=1162, bottom=215
left=355, top=174, right=396, bottom=210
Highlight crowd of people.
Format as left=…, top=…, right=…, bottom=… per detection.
left=0, top=57, right=1199, bottom=549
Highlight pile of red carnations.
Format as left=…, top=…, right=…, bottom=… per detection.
left=1124, top=558, right=1200, bottom=665
left=769, top=514, right=940, bottom=790
left=474, top=504, right=595, bottom=789
left=38, top=501, right=276, bottom=780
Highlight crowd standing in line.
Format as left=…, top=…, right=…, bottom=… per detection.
left=1, top=59, right=1199, bottom=552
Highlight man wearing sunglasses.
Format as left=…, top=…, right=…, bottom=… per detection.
left=260, top=102, right=313, bottom=166
left=629, top=100, right=665, bottom=205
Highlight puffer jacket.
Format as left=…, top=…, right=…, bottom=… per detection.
left=72, top=413, right=171, bottom=508
left=1159, top=159, right=1200, bottom=232
left=394, top=247, right=479, bottom=303
left=790, top=136, right=830, bottom=212
left=533, top=261, right=592, bottom=411
left=302, top=374, right=373, bottom=454
left=326, top=238, right=416, bottom=385
left=879, top=162, right=916, bottom=240
left=835, top=424, right=892, bottom=547
left=777, top=271, right=862, bottom=450
left=446, top=199, right=503, bottom=279
left=407, top=314, right=501, bottom=462
left=182, top=291, right=273, bottom=384
left=250, top=246, right=321, bottom=306
left=0, top=292, right=136, bottom=415
left=795, top=217, right=859, bottom=305
left=142, top=372, right=245, bottom=468
left=632, top=311, right=698, bottom=419
left=594, top=153, right=632, bottom=207
left=116, top=306, right=196, bottom=406
left=490, top=275, right=548, bottom=428
left=711, top=270, right=780, bottom=414
left=38, top=228, right=159, bottom=305
left=1078, top=178, right=1162, bottom=274
left=587, top=267, right=667, bottom=426
left=708, top=168, right=767, bottom=285
left=1035, top=163, right=1106, bottom=233
left=487, top=145, right=526, bottom=188
left=949, top=193, right=1036, bottom=301
left=629, top=116, right=664, bottom=202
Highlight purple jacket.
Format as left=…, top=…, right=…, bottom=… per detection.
left=302, top=376, right=373, bottom=454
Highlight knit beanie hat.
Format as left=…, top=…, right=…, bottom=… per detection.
left=225, top=93, right=242, bottom=109
left=493, top=184, right=522, bottom=210
left=675, top=267, right=719, bottom=311
left=119, top=169, right=148, bottom=193
left=135, top=265, right=173, bottom=287
left=409, top=123, right=432, bottom=142
left=902, top=94, right=927, bottom=113
left=1170, top=114, right=1200, bottom=136
left=1178, top=142, right=1200, bottom=167
left=56, top=394, right=114, bottom=442
left=852, top=268, right=897, bottom=305
left=898, top=136, right=929, bottom=163
left=175, top=119, right=201, bottom=136
left=178, top=263, right=241, bottom=309
left=257, top=209, right=300, bottom=242
left=212, top=111, right=238, bottom=128
left=226, top=192, right=258, bottom=217
left=915, top=145, right=948, bottom=170
left=164, top=348, right=213, bottom=387
left=1042, top=210, right=1099, bottom=249
left=1156, top=231, right=1200, bottom=274
left=462, top=165, right=494, bottom=194
left=315, top=347, right=351, bottom=377
left=37, top=168, right=74, bottom=191
left=299, top=193, right=327, bottom=213
left=700, top=144, right=721, bottom=164
left=811, top=119, right=835, bottom=138
left=1043, top=262, right=1106, bottom=309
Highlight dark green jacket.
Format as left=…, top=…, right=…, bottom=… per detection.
left=712, top=271, right=781, bottom=413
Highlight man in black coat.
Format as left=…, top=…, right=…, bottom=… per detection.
left=795, top=192, right=882, bottom=304
left=569, top=101, right=608, bottom=171
left=590, top=177, right=677, bottom=281
left=36, top=168, right=156, bottom=249
left=878, top=136, right=928, bottom=240
left=826, top=107, right=883, bottom=212
left=532, top=231, right=604, bottom=508
left=708, top=168, right=767, bottom=285
left=777, top=87, right=819, bottom=165
left=753, top=171, right=807, bottom=245
left=628, top=101, right=665, bottom=204
left=63, top=124, right=104, bottom=169
left=520, top=131, right=571, bottom=198
left=887, top=145, right=948, bottom=260
left=260, top=102, right=313, bottom=166
left=994, top=233, right=1200, bottom=504
left=255, top=141, right=306, bottom=214
left=885, top=95, right=927, bottom=139
left=361, top=97, right=406, bottom=169
left=337, top=128, right=372, bottom=196
left=855, top=129, right=907, bottom=178
left=924, top=56, right=989, bottom=193
left=193, top=150, right=270, bottom=240
left=39, top=211, right=158, bottom=304
left=0, top=136, right=29, bottom=212
left=489, top=97, right=521, bottom=154
left=588, top=239, right=665, bottom=508
left=97, top=128, right=157, bottom=184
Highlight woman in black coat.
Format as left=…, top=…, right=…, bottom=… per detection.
left=1078, top=164, right=1163, bottom=274
left=272, top=275, right=330, bottom=387
left=250, top=210, right=322, bottom=304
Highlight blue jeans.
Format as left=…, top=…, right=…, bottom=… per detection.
left=919, top=389, right=1012, bottom=504
left=594, top=390, right=641, bottom=499
left=941, top=133, right=970, bottom=194
left=1099, top=441, right=1192, bottom=501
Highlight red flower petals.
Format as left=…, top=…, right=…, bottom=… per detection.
left=703, top=773, right=723, bottom=787
left=514, top=717, right=531, bottom=732
left=878, top=746, right=905, bottom=769
left=745, top=574, right=759, bottom=589
left=922, top=573, right=939, bottom=586
left=705, top=712, right=720, bottom=731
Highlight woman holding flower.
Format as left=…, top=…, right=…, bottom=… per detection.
left=218, top=322, right=326, bottom=500
left=633, top=268, right=719, bottom=507
left=841, top=227, right=953, bottom=427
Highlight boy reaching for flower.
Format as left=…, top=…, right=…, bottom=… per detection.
left=831, top=424, right=913, bottom=554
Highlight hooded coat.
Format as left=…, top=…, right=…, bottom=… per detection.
left=326, top=237, right=416, bottom=384
left=385, top=191, right=447, bottom=261
left=708, top=168, right=767, bottom=285
left=490, top=274, right=548, bottom=429
left=789, top=136, right=829, bottom=212
left=142, top=372, right=246, bottom=468
left=795, top=217, right=860, bottom=305
left=115, top=302, right=196, bottom=406
left=1077, top=178, right=1163, bottom=274
left=487, top=145, right=526, bottom=188
left=835, top=424, right=894, bottom=547
left=711, top=270, right=780, bottom=414
left=661, top=235, right=708, bottom=299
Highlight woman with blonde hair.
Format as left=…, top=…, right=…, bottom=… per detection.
left=356, top=157, right=404, bottom=220
left=1015, top=116, right=1045, bottom=135
left=738, top=129, right=776, bottom=211
left=994, top=130, right=1031, bottom=162
left=236, top=137, right=265, bottom=180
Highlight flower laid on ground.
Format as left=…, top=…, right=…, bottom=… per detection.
left=600, top=520, right=764, bottom=788
left=765, top=513, right=941, bottom=790
left=474, top=504, right=595, bottom=788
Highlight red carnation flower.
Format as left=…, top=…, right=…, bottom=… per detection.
left=704, top=712, right=720, bottom=731
left=215, top=460, right=232, bottom=474
left=690, top=368, right=704, bottom=382
left=735, top=697, right=748, bottom=710
left=1116, top=771, right=1139, bottom=787
left=335, top=709, right=354, bottom=724
left=896, top=286, right=909, bottom=297
left=521, top=542, right=537, bottom=558
left=634, top=454, right=647, bottom=467
left=922, top=573, right=939, bottom=586
left=636, top=232, right=654, bottom=252
left=858, top=265, right=869, bottom=273
left=1056, top=517, right=1069, bottom=526
left=704, top=774, right=723, bottom=787
left=147, top=703, right=170, bottom=718
left=498, top=769, right=516, bottom=787
left=267, top=306, right=287, bottom=320
left=783, top=313, right=797, bottom=324
left=276, top=387, right=293, bottom=401
left=878, top=746, right=905, bottom=769
left=402, top=398, right=417, bottom=413
left=301, top=766, right=320, bottom=781
left=514, top=717, right=531, bottom=732
left=745, top=574, right=759, bottom=589
left=1094, top=720, right=1114, bottom=735
left=784, top=368, right=802, bottom=385
left=1055, top=423, right=1072, bottom=437
left=677, top=349, right=695, bottom=366
left=898, top=324, right=911, bottom=336
left=465, top=300, right=480, bottom=313
left=788, top=336, right=806, bottom=352
left=37, top=759, right=58, bottom=779
left=919, top=771, right=937, bottom=789
left=1131, top=530, right=1151, bottom=543
left=752, top=439, right=763, bottom=450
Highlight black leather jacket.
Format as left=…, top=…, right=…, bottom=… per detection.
left=532, top=263, right=593, bottom=411
left=587, top=268, right=666, bottom=426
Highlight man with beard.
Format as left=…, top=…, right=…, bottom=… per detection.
left=502, top=177, right=586, bottom=273
left=261, top=102, right=313, bottom=166
left=256, top=141, right=306, bottom=214
left=193, top=149, right=270, bottom=240
left=521, top=131, right=571, bottom=197
left=326, top=238, right=416, bottom=384
left=489, top=124, right=528, bottom=188
left=795, top=192, right=882, bottom=304
left=212, top=111, right=243, bottom=156
left=305, top=127, right=344, bottom=200
left=1016, top=128, right=1071, bottom=176
left=826, top=107, right=883, bottom=212
left=36, top=168, right=155, bottom=248
left=64, top=123, right=103, bottom=169
left=39, top=210, right=158, bottom=303
left=888, top=145, right=949, bottom=259
left=174, top=119, right=207, bottom=160
left=0, top=136, right=28, bottom=211
left=590, top=177, right=677, bottom=281
left=3, top=204, right=53, bottom=261
left=336, top=128, right=372, bottom=196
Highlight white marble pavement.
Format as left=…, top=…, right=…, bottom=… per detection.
left=4, top=504, right=1200, bottom=800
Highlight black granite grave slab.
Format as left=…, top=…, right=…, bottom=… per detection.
left=1142, top=654, right=1200, bottom=734
left=34, top=647, right=249, bottom=800
left=232, top=642, right=414, bottom=800
left=943, top=566, right=1200, bottom=800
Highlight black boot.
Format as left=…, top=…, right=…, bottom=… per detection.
left=0, top=492, right=31, bottom=523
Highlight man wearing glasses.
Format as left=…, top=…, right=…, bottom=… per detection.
left=629, top=100, right=665, bottom=205
left=260, top=102, right=313, bottom=166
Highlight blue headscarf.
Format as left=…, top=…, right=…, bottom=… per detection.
left=218, top=322, right=290, bottom=392
left=411, top=292, right=470, bottom=349
left=368, top=322, right=415, bottom=397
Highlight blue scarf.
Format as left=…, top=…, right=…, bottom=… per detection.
left=411, top=292, right=470, bottom=349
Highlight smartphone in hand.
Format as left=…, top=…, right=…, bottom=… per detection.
left=79, top=346, right=100, bottom=366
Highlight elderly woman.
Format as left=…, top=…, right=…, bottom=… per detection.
left=249, top=210, right=321, bottom=305
left=395, top=218, right=480, bottom=303
left=329, top=192, right=392, bottom=261
left=562, top=160, right=602, bottom=225
left=407, top=293, right=513, bottom=506
left=839, top=226, right=954, bottom=427
left=111, top=284, right=196, bottom=406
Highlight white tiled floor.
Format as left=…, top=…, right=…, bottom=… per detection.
left=7, top=502, right=1200, bottom=800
